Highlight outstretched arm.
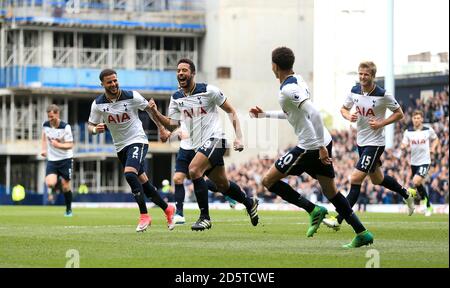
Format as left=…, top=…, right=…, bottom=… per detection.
left=249, top=106, right=286, bottom=119
left=144, top=100, right=172, bottom=142
left=145, top=99, right=180, bottom=132
left=220, top=100, right=244, bottom=152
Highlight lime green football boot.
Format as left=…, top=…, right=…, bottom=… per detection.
left=306, top=205, right=328, bottom=237
left=343, top=230, right=374, bottom=248
left=404, top=188, right=417, bottom=216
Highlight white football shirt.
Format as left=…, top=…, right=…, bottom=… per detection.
left=168, top=83, right=226, bottom=149
left=402, top=126, right=437, bottom=165
left=343, top=85, right=400, bottom=146
left=88, top=90, right=149, bottom=152
left=279, top=75, right=332, bottom=150
left=42, top=120, right=74, bottom=161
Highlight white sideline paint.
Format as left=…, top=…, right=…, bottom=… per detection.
left=71, top=202, right=449, bottom=214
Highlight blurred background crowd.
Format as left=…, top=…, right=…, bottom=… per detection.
left=173, top=89, right=449, bottom=207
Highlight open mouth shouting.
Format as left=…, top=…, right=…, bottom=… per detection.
left=178, top=75, right=189, bottom=87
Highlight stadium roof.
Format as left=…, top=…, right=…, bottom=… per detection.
left=2, top=87, right=172, bottom=100
left=1, top=16, right=206, bottom=33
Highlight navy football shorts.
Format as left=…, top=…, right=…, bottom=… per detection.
left=46, top=158, right=73, bottom=181
left=275, top=142, right=335, bottom=179
left=117, top=143, right=148, bottom=175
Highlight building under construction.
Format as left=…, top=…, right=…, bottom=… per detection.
left=0, top=0, right=205, bottom=199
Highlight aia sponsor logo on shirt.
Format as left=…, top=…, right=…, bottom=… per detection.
left=411, top=138, right=427, bottom=145
left=356, top=106, right=375, bottom=117
left=183, top=107, right=207, bottom=119
left=107, top=113, right=131, bottom=123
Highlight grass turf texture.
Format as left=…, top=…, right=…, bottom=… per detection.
left=0, top=206, right=448, bottom=268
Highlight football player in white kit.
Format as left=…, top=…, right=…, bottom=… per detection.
left=249, top=47, right=373, bottom=248
left=401, top=110, right=439, bottom=216
left=324, top=61, right=417, bottom=231
left=148, top=59, right=259, bottom=231
left=41, top=104, right=74, bottom=217
left=88, top=69, right=175, bottom=232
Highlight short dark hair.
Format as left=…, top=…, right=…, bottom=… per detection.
left=177, top=58, right=196, bottom=74
left=99, top=69, right=117, bottom=81
left=272, top=47, right=295, bottom=70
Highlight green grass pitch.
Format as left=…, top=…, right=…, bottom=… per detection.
left=0, top=206, right=448, bottom=268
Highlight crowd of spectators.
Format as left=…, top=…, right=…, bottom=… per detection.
left=182, top=90, right=449, bottom=206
